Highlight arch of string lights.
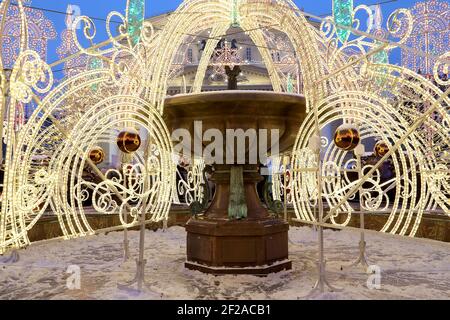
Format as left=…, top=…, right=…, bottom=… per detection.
left=0, top=0, right=448, bottom=254
left=401, top=0, right=449, bottom=76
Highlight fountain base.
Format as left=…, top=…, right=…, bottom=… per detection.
left=185, top=164, right=291, bottom=275
left=185, top=217, right=291, bottom=275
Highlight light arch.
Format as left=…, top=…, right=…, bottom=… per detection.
left=145, top=0, right=358, bottom=112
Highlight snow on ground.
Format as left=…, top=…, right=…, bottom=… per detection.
left=0, top=226, right=449, bottom=300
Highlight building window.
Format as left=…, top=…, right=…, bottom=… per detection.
left=187, top=48, right=193, bottom=63
left=246, top=47, right=252, bottom=62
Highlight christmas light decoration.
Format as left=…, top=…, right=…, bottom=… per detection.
left=231, top=0, right=240, bottom=27
left=333, top=0, right=353, bottom=43
left=89, top=146, right=105, bottom=165
left=0, top=0, right=447, bottom=264
left=333, top=124, right=360, bottom=151
left=56, top=5, right=87, bottom=78
left=117, top=127, right=142, bottom=153
left=174, top=157, right=206, bottom=207
left=0, top=0, right=174, bottom=253
left=262, top=29, right=302, bottom=93
left=370, top=5, right=389, bottom=65
left=56, top=28, right=88, bottom=78
left=401, top=0, right=449, bottom=76
left=210, top=40, right=242, bottom=76
left=374, top=140, right=389, bottom=157
left=0, top=0, right=56, bottom=68
left=126, top=0, right=145, bottom=47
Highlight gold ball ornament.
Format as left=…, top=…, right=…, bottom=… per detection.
left=89, top=146, right=105, bottom=165
left=117, top=127, right=141, bottom=153
left=374, top=140, right=389, bottom=157
left=333, top=124, right=360, bottom=151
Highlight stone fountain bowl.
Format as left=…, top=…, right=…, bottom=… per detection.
left=164, top=90, right=307, bottom=159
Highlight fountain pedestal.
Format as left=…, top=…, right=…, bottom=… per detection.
left=185, top=164, right=291, bottom=274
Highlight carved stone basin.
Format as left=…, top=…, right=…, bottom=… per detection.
left=164, top=91, right=307, bottom=275
left=164, top=90, right=307, bottom=157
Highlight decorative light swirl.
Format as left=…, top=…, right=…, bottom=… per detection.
left=291, top=90, right=432, bottom=236
left=72, top=15, right=117, bottom=57
left=176, top=158, right=206, bottom=206
left=351, top=5, right=374, bottom=44
left=106, top=11, right=129, bottom=50
left=9, top=50, right=53, bottom=103
left=49, top=94, right=174, bottom=238
left=433, top=52, right=450, bottom=86
left=140, top=20, right=156, bottom=46
left=110, top=47, right=143, bottom=90
left=320, top=17, right=337, bottom=41
left=91, top=163, right=160, bottom=228
left=16, top=169, right=54, bottom=213
left=386, top=8, right=413, bottom=47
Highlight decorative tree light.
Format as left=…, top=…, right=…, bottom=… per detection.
left=333, top=0, right=353, bottom=43
left=127, top=0, right=145, bottom=47
left=401, top=0, right=449, bottom=76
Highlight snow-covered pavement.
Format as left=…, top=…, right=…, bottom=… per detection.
left=1, top=226, right=449, bottom=300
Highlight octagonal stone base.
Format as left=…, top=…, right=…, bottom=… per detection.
left=185, top=217, right=292, bottom=275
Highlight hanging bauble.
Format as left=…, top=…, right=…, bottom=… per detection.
left=374, top=140, right=389, bottom=157
left=333, top=124, right=360, bottom=151
left=89, top=146, right=105, bottom=165
left=117, top=127, right=141, bottom=153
